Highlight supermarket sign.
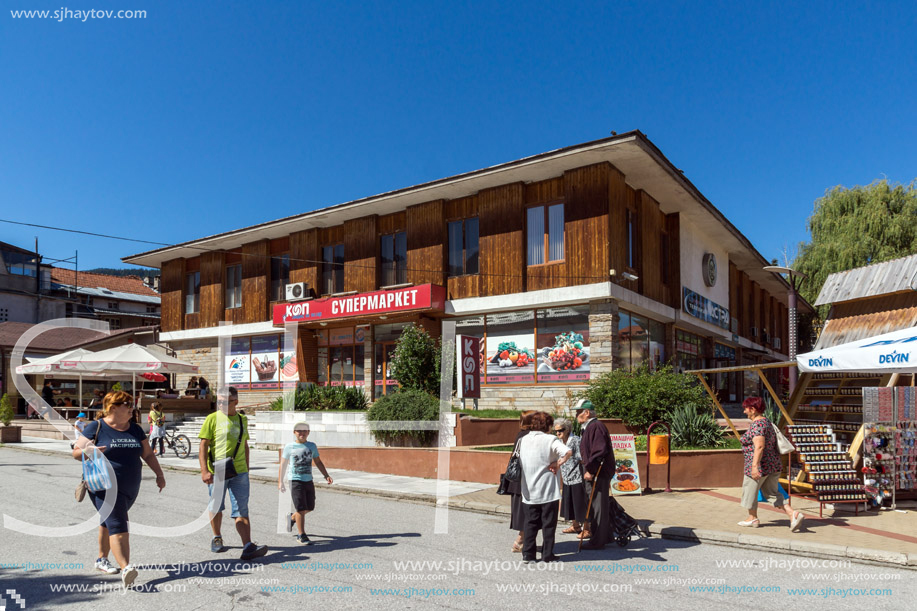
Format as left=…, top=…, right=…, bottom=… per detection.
left=683, top=287, right=730, bottom=330
left=273, top=284, right=446, bottom=325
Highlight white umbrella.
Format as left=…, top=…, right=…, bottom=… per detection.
left=797, top=325, right=917, bottom=374
left=17, top=348, right=96, bottom=374
left=58, top=344, right=198, bottom=409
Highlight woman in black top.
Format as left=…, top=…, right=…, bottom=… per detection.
left=72, top=391, right=166, bottom=587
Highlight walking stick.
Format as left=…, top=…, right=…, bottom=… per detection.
left=578, top=461, right=604, bottom=553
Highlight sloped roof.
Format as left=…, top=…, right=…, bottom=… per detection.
left=51, top=267, right=159, bottom=298
left=0, top=321, right=152, bottom=351
left=814, top=254, right=917, bottom=306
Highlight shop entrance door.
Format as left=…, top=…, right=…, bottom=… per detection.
left=374, top=342, right=400, bottom=397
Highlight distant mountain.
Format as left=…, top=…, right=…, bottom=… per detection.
left=85, top=267, right=160, bottom=278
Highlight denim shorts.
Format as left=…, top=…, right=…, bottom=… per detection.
left=207, top=472, right=250, bottom=518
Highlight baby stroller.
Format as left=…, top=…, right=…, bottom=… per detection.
left=610, top=496, right=648, bottom=547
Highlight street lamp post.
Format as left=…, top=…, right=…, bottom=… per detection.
left=763, top=266, right=807, bottom=395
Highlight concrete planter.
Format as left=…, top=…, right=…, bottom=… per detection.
left=454, top=417, right=630, bottom=447
left=255, top=410, right=456, bottom=450
left=0, top=425, right=22, bottom=443
left=318, top=446, right=744, bottom=487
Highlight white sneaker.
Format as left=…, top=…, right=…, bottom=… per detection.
left=121, top=564, right=138, bottom=588
left=737, top=519, right=760, bottom=528
left=790, top=511, right=805, bottom=532
left=95, top=557, right=120, bottom=574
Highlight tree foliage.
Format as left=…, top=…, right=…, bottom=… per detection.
left=793, top=180, right=917, bottom=316
left=388, top=324, right=442, bottom=396
left=0, top=394, right=14, bottom=427
left=577, top=364, right=712, bottom=432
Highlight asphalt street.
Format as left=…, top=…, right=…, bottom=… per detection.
left=1, top=447, right=913, bottom=610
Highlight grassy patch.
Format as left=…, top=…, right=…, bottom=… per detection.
left=470, top=445, right=515, bottom=452
left=452, top=408, right=522, bottom=419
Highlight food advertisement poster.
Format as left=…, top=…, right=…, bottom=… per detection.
left=225, top=337, right=250, bottom=389
left=485, top=311, right=535, bottom=384
left=536, top=307, right=590, bottom=382
left=279, top=339, right=298, bottom=388
left=610, top=434, right=642, bottom=496
left=250, top=335, right=279, bottom=389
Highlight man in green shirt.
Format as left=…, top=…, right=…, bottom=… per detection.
left=199, top=386, right=268, bottom=560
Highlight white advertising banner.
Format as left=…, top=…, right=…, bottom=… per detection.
left=797, top=326, right=917, bottom=374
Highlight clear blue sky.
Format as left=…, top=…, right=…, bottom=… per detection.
left=2, top=1, right=915, bottom=271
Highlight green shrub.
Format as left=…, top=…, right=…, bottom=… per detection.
left=111, top=382, right=123, bottom=393
left=388, top=324, right=444, bottom=396
left=366, top=389, right=439, bottom=446
left=0, top=394, right=14, bottom=427
left=578, top=364, right=711, bottom=432
left=270, top=385, right=368, bottom=411
left=669, top=404, right=725, bottom=449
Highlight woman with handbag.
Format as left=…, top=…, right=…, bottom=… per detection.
left=554, top=418, right=589, bottom=538
left=507, top=412, right=535, bottom=553
left=72, top=391, right=166, bottom=588
left=738, top=396, right=804, bottom=531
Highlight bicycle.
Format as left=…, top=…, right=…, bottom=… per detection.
left=156, top=426, right=192, bottom=459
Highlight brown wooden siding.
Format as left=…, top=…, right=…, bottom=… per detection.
left=664, top=213, right=680, bottom=309
left=729, top=262, right=740, bottom=332
left=528, top=164, right=610, bottom=293
left=740, top=272, right=751, bottom=339
left=378, top=211, right=406, bottom=236
left=478, top=182, right=524, bottom=296
left=444, top=194, right=479, bottom=221
left=524, top=176, right=564, bottom=204
left=290, top=228, right=319, bottom=297
left=344, top=216, right=378, bottom=293
left=638, top=190, right=665, bottom=303
left=185, top=256, right=200, bottom=273
left=297, top=329, right=318, bottom=383
left=406, top=200, right=444, bottom=286
left=608, top=167, right=637, bottom=291
left=242, top=240, right=269, bottom=324
left=200, top=251, right=224, bottom=328
left=319, top=225, right=345, bottom=246
left=161, top=259, right=185, bottom=332
left=270, top=237, right=289, bottom=254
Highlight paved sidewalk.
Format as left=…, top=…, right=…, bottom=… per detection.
left=9, top=436, right=917, bottom=567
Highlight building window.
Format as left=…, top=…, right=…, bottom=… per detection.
left=380, top=231, right=407, bottom=286
left=185, top=271, right=200, bottom=314
left=675, top=329, right=704, bottom=372
left=105, top=318, right=122, bottom=330
left=0, top=307, right=9, bottom=322
left=3, top=250, right=38, bottom=277
left=225, top=264, right=242, bottom=309
left=108, top=302, right=119, bottom=310
left=317, top=327, right=365, bottom=387
left=626, top=209, right=637, bottom=269
left=615, top=310, right=666, bottom=372
left=270, top=254, right=290, bottom=301
left=447, top=218, right=479, bottom=276
left=322, top=244, right=344, bottom=294
left=526, top=203, right=564, bottom=266
left=146, top=305, right=157, bottom=313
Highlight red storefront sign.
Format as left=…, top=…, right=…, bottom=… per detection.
left=273, top=284, right=446, bottom=325
left=456, top=335, right=481, bottom=399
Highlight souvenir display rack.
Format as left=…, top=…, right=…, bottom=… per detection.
left=786, top=423, right=864, bottom=516
left=862, top=387, right=917, bottom=509
left=793, top=372, right=886, bottom=452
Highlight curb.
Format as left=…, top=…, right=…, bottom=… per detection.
left=4, top=444, right=915, bottom=569
left=648, top=523, right=917, bottom=570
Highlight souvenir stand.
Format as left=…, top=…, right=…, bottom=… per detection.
left=795, top=325, right=917, bottom=512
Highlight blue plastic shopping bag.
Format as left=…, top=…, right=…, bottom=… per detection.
left=82, top=447, right=113, bottom=493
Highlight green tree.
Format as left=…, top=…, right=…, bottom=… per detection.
left=794, top=179, right=917, bottom=317
left=578, top=364, right=712, bottom=432
left=0, top=394, right=14, bottom=427
left=388, top=324, right=442, bottom=396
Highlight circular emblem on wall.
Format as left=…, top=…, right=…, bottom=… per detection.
left=702, top=253, right=717, bottom=287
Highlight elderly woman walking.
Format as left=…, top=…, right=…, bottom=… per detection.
left=738, top=396, right=804, bottom=531
left=519, top=412, right=572, bottom=563
left=72, top=391, right=166, bottom=587
left=554, top=418, right=589, bottom=538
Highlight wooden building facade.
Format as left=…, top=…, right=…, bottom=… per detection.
left=127, top=132, right=804, bottom=409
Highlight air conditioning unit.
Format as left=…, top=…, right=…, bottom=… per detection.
left=750, top=326, right=759, bottom=338
left=730, top=318, right=739, bottom=334
left=762, top=331, right=770, bottom=345
left=285, top=282, right=308, bottom=301
left=772, top=337, right=782, bottom=350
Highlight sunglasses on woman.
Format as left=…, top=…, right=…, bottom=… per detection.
left=554, top=429, right=564, bottom=435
